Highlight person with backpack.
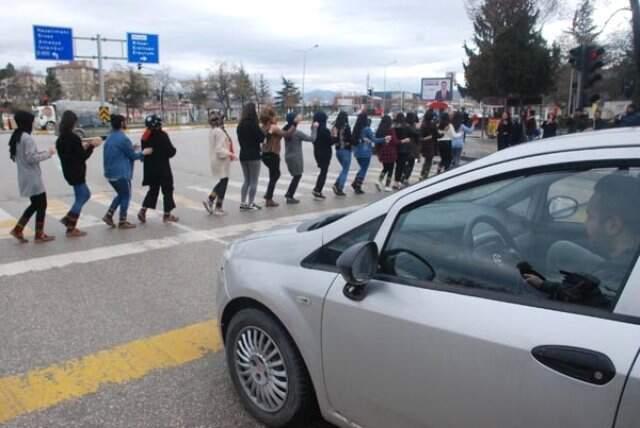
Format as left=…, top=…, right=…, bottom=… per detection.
left=351, top=112, right=390, bottom=194
left=375, top=115, right=399, bottom=191
left=137, top=115, right=179, bottom=224
left=237, top=103, right=264, bottom=211
left=311, top=111, right=333, bottom=200
left=283, top=112, right=316, bottom=204
left=8, top=110, right=57, bottom=243
left=203, top=111, right=236, bottom=216
left=56, top=110, right=102, bottom=237
left=102, top=114, right=151, bottom=229
left=331, top=111, right=352, bottom=196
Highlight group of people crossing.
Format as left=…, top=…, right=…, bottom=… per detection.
left=6, top=104, right=475, bottom=243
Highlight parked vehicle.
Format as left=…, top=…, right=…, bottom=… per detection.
left=217, top=127, right=640, bottom=428
left=34, top=100, right=117, bottom=138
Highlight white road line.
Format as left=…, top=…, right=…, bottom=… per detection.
left=0, top=207, right=359, bottom=278
left=187, top=185, right=243, bottom=203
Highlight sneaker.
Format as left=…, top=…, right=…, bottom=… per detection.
left=240, top=203, right=250, bottom=211
left=102, top=214, right=116, bottom=228
left=375, top=181, right=383, bottom=192
left=286, top=197, right=300, bottom=204
left=332, top=184, right=340, bottom=195
left=312, top=191, right=325, bottom=200
left=203, top=199, right=214, bottom=215
left=335, top=188, right=347, bottom=197
left=265, top=199, right=279, bottom=208
left=213, top=208, right=227, bottom=216
left=392, top=184, right=400, bottom=190
left=248, top=203, right=262, bottom=211
left=354, top=187, right=365, bottom=195
left=60, top=216, right=70, bottom=227
left=66, top=228, right=87, bottom=238
left=118, top=221, right=137, bottom=229
left=163, top=214, right=180, bottom=223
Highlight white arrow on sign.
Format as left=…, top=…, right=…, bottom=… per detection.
left=140, top=56, right=147, bottom=61
left=52, top=52, right=59, bottom=59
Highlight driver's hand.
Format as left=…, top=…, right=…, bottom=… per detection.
left=524, top=274, right=544, bottom=289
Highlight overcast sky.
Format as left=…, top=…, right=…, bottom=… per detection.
left=1, top=0, right=631, bottom=94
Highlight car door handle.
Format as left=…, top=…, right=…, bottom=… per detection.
left=532, top=345, right=616, bottom=385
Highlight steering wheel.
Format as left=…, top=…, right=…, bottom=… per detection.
left=462, top=214, right=521, bottom=264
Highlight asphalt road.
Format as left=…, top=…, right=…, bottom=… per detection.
left=0, top=126, right=448, bottom=427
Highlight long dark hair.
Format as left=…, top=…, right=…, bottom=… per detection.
left=393, top=112, right=406, bottom=126
left=334, top=111, right=348, bottom=130
left=406, top=112, right=418, bottom=126
left=376, top=115, right=392, bottom=138
left=452, top=112, right=464, bottom=132
left=9, top=111, right=34, bottom=162
left=421, top=109, right=434, bottom=130
left=438, top=112, right=451, bottom=131
left=351, top=112, right=369, bottom=144
left=59, top=110, right=78, bottom=135
left=240, top=102, right=258, bottom=125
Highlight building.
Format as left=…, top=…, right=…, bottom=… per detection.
left=47, top=61, right=98, bottom=101
left=373, top=91, right=422, bottom=113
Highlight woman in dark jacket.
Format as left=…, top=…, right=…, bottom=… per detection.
left=541, top=113, right=557, bottom=139
left=404, top=112, right=421, bottom=183
left=331, top=111, right=352, bottom=196
left=419, top=110, right=438, bottom=180
left=137, top=115, right=178, bottom=223
left=497, top=112, right=512, bottom=151
left=393, top=113, right=412, bottom=188
left=312, top=111, right=333, bottom=199
left=56, top=110, right=100, bottom=237
left=375, top=115, right=398, bottom=191
left=236, top=103, right=264, bottom=210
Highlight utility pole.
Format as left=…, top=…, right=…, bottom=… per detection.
left=301, top=44, right=318, bottom=117
left=567, top=69, right=575, bottom=116
left=382, top=60, right=397, bottom=115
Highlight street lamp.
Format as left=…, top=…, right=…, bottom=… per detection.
left=382, top=60, right=397, bottom=115
left=301, top=44, right=319, bottom=117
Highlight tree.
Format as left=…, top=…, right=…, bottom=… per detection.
left=189, top=74, right=208, bottom=109
left=208, top=63, right=233, bottom=118
left=44, top=69, right=63, bottom=102
left=152, top=67, right=174, bottom=118
left=120, top=69, right=149, bottom=118
left=255, top=74, right=272, bottom=112
left=463, top=0, right=560, bottom=104
left=631, top=0, right=640, bottom=95
left=275, top=77, right=300, bottom=113
left=232, top=65, right=254, bottom=107
left=0, top=63, right=16, bottom=81
left=5, top=67, right=43, bottom=110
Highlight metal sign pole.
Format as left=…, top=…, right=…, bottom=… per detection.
left=567, top=69, right=574, bottom=116
left=96, top=34, right=105, bottom=106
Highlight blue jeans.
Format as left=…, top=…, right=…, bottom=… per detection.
left=355, top=156, right=371, bottom=181
left=71, top=183, right=91, bottom=216
left=335, top=149, right=352, bottom=189
left=108, top=178, right=131, bottom=220
left=451, top=147, right=463, bottom=168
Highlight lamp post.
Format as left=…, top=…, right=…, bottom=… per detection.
left=382, top=60, right=397, bottom=115
left=301, top=44, right=319, bottom=117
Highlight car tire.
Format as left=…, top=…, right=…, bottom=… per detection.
left=225, top=308, right=317, bottom=428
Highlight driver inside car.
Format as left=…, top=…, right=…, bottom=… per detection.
left=523, top=173, right=640, bottom=308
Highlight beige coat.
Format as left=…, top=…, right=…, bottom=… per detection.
left=209, top=127, right=234, bottom=179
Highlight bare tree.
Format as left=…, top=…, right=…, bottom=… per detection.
left=208, top=63, right=233, bottom=118
left=152, top=67, right=174, bottom=118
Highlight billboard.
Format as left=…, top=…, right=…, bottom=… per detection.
left=421, top=78, right=453, bottom=101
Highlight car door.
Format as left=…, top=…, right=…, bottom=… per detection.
left=322, top=153, right=640, bottom=428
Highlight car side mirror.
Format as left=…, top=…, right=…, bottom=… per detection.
left=336, top=241, right=379, bottom=301
left=548, top=196, right=579, bottom=220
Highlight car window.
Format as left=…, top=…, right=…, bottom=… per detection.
left=379, top=166, right=640, bottom=314
left=303, top=216, right=384, bottom=270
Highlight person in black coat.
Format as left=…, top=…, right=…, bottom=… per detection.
left=312, top=111, right=333, bottom=199
left=496, top=112, right=512, bottom=151
left=541, top=113, right=558, bottom=139
left=138, top=115, right=178, bottom=223
left=56, top=110, right=101, bottom=237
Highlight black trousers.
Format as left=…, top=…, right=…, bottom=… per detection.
left=438, top=141, right=452, bottom=171
left=380, top=162, right=394, bottom=185
left=262, top=153, right=281, bottom=200
left=314, top=165, right=329, bottom=193
left=212, top=177, right=229, bottom=208
left=404, top=156, right=416, bottom=182
left=19, top=192, right=47, bottom=227
left=395, top=152, right=410, bottom=182
left=420, top=153, right=435, bottom=178
left=142, top=183, right=176, bottom=213
left=286, top=175, right=302, bottom=198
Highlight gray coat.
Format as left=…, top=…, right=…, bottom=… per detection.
left=15, top=133, right=52, bottom=197
left=284, top=129, right=315, bottom=176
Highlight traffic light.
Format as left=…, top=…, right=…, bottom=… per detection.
left=569, top=46, right=584, bottom=71
left=584, top=46, right=605, bottom=89
left=367, top=88, right=373, bottom=96
left=137, top=63, right=142, bottom=71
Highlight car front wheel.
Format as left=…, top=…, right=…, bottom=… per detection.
left=225, top=308, right=316, bottom=427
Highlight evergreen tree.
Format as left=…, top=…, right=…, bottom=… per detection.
left=463, top=0, right=559, bottom=103
left=255, top=74, right=272, bottom=112
left=44, top=69, right=63, bottom=101
left=565, top=0, right=598, bottom=45
left=275, top=77, right=300, bottom=113
left=232, top=65, right=254, bottom=107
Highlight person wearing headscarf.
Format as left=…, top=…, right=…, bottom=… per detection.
left=331, top=111, right=352, bottom=196
left=8, top=111, right=57, bottom=243
left=56, top=110, right=102, bottom=237
left=203, top=111, right=236, bottom=216
left=283, top=112, right=316, bottom=204
left=311, top=111, right=333, bottom=199
left=136, top=115, right=178, bottom=224
left=374, top=115, right=399, bottom=191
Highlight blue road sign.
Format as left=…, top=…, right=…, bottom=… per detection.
left=33, top=25, right=74, bottom=61
left=127, top=33, right=159, bottom=64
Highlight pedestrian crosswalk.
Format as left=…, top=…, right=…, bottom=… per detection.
left=0, top=162, right=443, bottom=240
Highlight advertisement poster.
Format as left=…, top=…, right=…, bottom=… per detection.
left=421, top=78, right=453, bottom=101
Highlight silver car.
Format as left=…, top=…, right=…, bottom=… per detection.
left=217, top=128, right=640, bottom=428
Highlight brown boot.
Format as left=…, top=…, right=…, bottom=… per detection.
left=137, top=208, right=147, bottom=224
left=163, top=213, right=179, bottom=223
left=34, top=221, right=55, bottom=243
left=265, top=199, right=279, bottom=208
left=66, top=228, right=88, bottom=238
left=118, top=220, right=137, bottom=229
left=10, top=223, right=28, bottom=243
